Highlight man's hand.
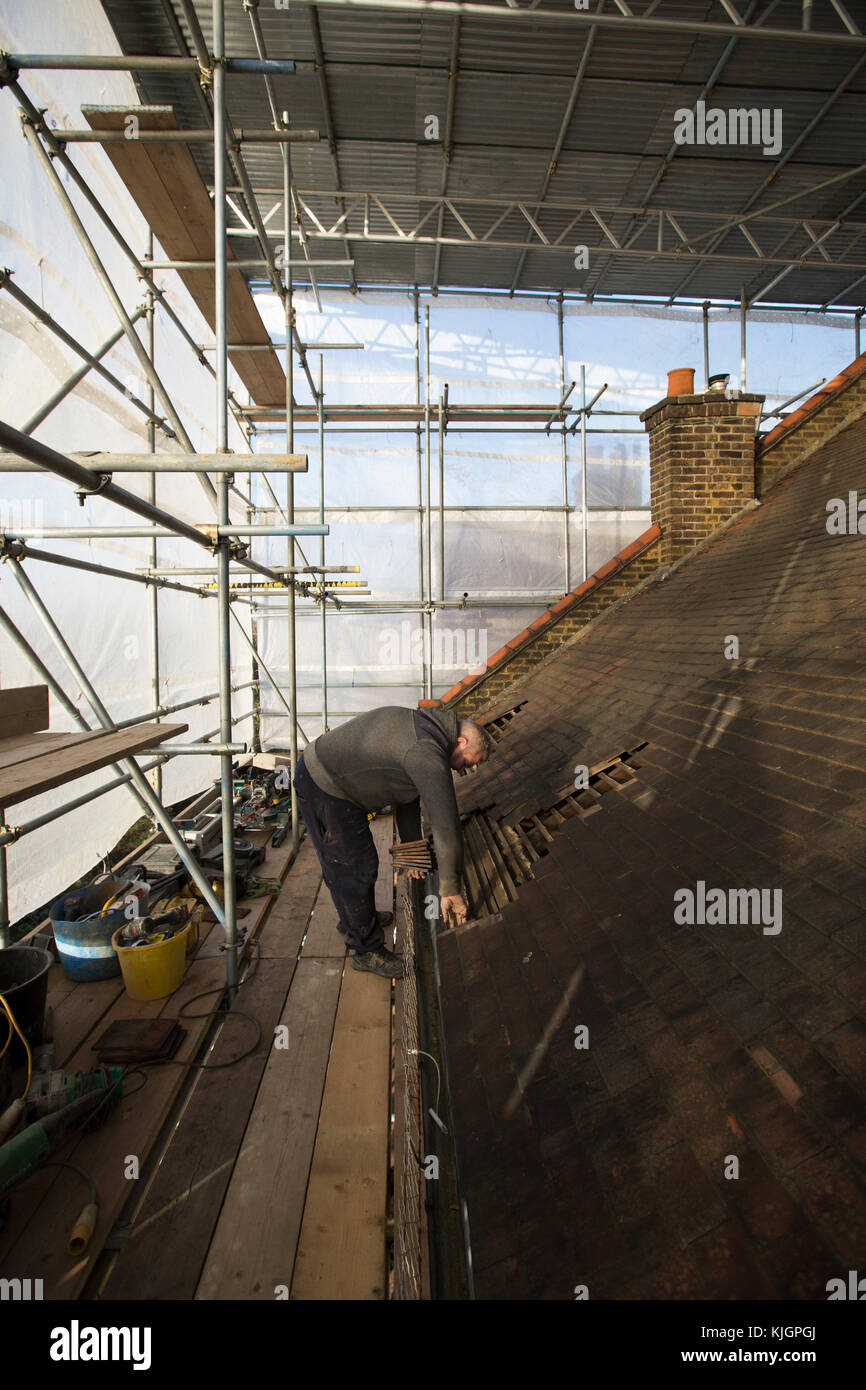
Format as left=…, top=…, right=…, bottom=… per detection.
left=407, top=868, right=426, bottom=881
left=440, top=893, right=468, bottom=928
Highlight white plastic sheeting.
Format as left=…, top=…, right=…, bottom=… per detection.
left=0, top=0, right=253, bottom=921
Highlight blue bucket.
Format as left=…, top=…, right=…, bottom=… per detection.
left=49, top=874, right=140, bottom=982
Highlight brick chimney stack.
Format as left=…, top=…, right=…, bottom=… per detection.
left=641, top=381, right=764, bottom=566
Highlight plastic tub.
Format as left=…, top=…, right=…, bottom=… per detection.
left=111, top=921, right=191, bottom=1002
left=49, top=874, right=139, bottom=982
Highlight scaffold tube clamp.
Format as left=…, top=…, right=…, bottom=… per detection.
left=74, top=472, right=112, bottom=505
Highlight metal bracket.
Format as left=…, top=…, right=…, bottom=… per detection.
left=0, top=52, right=20, bottom=88
left=74, top=473, right=112, bottom=506
left=20, top=108, right=64, bottom=153
left=102, top=1221, right=133, bottom=1251
left=219, top=926, right=248, bottom=952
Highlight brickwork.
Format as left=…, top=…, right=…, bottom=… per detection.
left=437, top=389, right=768, bottom=719
left=428, top=527, right=661, bottom=719
left=641, top=392, right=763, bottom=567
left=453, top=542, right=661, bottom=719
left=756, top=355, right=866, bottom=494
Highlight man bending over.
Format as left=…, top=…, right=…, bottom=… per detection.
left=292, top=705, right=493, bottom=978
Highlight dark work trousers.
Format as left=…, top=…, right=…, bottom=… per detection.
left=292, top=752, right=384, bottom=955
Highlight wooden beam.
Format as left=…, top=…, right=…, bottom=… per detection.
left=0, top=721, right=187, bottom=806
left=81, top=106, right=287, bottom=408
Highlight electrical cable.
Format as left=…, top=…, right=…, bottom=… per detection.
left=409, top=1047, right=442, bottom=1114
left=137, top=1003, right=262, bottom=1069
left=135, top=937, right=265, bottom=1070
left=41, top=1158, right=96, bottom=1207
left=0, top=989, right=33, bottom=1099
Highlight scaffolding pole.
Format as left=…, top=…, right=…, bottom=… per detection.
left=580, top=365, right=588, bottom=581
left=3, top=53, right=297, bottom=74
left=414, top=292, right=425, bottom=702
left=0, top=453, right=308, bottom=472
left=741, top=287, right=748, bottom=390
left=319, top=355, right=328, bottom=734
left=57, top=128, right=317, bottom=144
left=439, top=393, right=445, bottom=604
left=0, top=807, right=7, bottom=948
left=214, top=0, right=238, bottom=1004
left=557, top=294, right=571, bottom=593
left=0, top=540, right=209, bottom=597
left=146, top=231, right=162, bottom=801
left=424, top=305, right=433, bottom=700
left=284, top=124, right=300, bottom=855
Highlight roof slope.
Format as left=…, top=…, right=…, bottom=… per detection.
left=438, top=409, right=866, bottom=1299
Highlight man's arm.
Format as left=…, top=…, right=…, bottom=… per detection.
left=402, top=743, right=464, bottom=896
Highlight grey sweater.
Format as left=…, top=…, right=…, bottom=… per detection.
left=302, top=705, right=464, bottom=896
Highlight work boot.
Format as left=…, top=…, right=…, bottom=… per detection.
left=337, top=910, right=393, bottom=936
left=351, top=946, right=404, bottom=979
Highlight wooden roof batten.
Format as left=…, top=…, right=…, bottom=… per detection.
left=80, top=105, right=287, bottom=408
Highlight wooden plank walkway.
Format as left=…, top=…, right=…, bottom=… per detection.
left=0, top=721, right=186, bottom=806
left=196, top=813, right=395, bottom=1301
left=290, top=816, right=394, bottom=1300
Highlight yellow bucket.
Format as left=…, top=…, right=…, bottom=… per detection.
left=111, top=921, right=190, bottom=1002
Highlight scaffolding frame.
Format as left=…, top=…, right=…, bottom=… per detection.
left=1, top=0, right=864, bottom=996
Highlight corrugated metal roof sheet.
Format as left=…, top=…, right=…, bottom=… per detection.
left=97, top=0, right=866, bottom=306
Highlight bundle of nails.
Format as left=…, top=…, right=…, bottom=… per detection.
left=390, top=838, right=435, bottom=872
